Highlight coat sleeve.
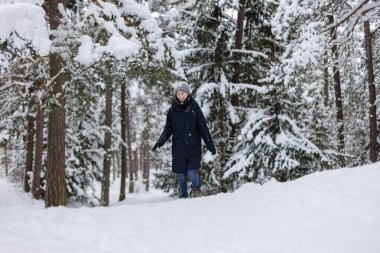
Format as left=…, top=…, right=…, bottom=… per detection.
left=156, top=108, right=173, bottom=146
left=195, top=105, right=216, bottom=153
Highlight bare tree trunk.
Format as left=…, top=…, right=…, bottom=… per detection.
left=142, top=111, right=150, bottom=191
left=140, top=145, right=144, bottom=174
left=328, top=15, right=345, bottom=154
left=117, top=152, right=121, bottom=178
left=101, top=81, right=113, bottom=206
left=232, top=0, right=245, bottom=92
left=363, top=20, right=377, bottom=162
left=230, top=0, right=245, bottom=152
left=119, top=82, right=127, bottom=201
left=133, top=143, right=138, bottom=180
left=323, top=52, right=329, bottom=107
left=45, top=0, right=68, bottom=208
left=24, top=116, right=34, bottom=193
left=144, top=147, right=150, bottom=192
left=4, top=141, right=8, bottom=177
left=32, top=79, right=44, bottom=199
left=126, top=105, right=134, bottom=193
left=140, top=145, right=144, bottom=185
left=32, top=102, right=44, bottom=199
left=131, top=125, right=138, bottom=181
left=218, top=96, right=227, bottom=193
left=112, top=155, right=116, bottom=182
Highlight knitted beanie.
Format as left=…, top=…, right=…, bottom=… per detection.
left=174, top=81, right=191, bottom=95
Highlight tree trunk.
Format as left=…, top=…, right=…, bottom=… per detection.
left=227, top=0, right=245, bottom=182
left=328, top=15, right=345, bottom=154
left=32, top=102, right=44, bottom=199
left=101, top=81, right=113, bottom=206
left=142, top=111, right=150, bottom=191
left=117, top=152, right=121, bottom=178
left=232, top=0, right=245, bottom=91
left=133, top=144, right=138, bottom=180
left=4, top=141, right=8, bottom=177
left=323, top=52, right=329, bottom=107
left=119, top=82, right=127, bottom=201
left=218, top=96, right=227, bottom=193
left=45, top=0, right=69, bottom=208
left=140, top=145, right=144, bottom=175
left=112, top=155, right=116, bottom=182
left=363, top=20, right=377, bottom=162
left=126, top=105, right=134, bottom=193
left=24, top=116, right=34, bottom=193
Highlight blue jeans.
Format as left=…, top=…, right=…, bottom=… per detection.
left=178, top=169, right=200, bottom=198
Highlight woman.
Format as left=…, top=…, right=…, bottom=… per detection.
left=152, top=81, right=216, bottom=198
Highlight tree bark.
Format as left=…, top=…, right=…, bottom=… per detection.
left=24, top=116, right=34, bottom=193
left=4, top=141, right=8, bottom=177
left=218, top=96, right=227, bottom=193
left=142, top=111, right=150, bottom=191
left=133, top=142, right=138, bottom=180
left=328, top=15, right=345, bottom=154
left=32, top=103, right=44, bottom=199
left=323, top=52, right=329, bottom=107
left=126, top=105, right=134, bottom=193
left=140, top=145, right=144, bottom=176
left=230, top=0, right=245, bottom=136
left=101, top=78, right=113, bottom=207
left=228, top=0, right=246, bottom=176
left=45, top=0, right=69, bottom=208
left=363, top=20, right=377, bottom=162
left=112, top=155, right=116, bottom=182
left=117, top=152, right=121, bottom=178
left=119, top=82, right=127, bottom=201
left=232, top=0, right=245, bottom=91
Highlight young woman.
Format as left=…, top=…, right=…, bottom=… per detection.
left=152, top=81, right=216, bottom=198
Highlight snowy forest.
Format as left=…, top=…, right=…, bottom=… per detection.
left=0, top=0, right=379, bottom=208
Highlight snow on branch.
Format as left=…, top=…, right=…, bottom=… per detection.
left=78, top=0, right=168, bottom=65
left=231, top=49, right=268, bottom=59
left=77, top=1, right=144, bottom=65
left=118, top=0, right=152, bottom=20
left=0, top=3, right=51, bottom=56
left=323, top=0, right=380, bottom=32
left=0, top=0, right=43, bottom=4
left=230, top=83, right=270, bottom=94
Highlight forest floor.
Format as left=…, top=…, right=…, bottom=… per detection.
left=1, top=162, right=380, bottom=253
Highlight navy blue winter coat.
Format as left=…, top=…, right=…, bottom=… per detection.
left=156, top=96, right=216, bottom=174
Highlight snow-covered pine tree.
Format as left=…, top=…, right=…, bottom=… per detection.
left=65, top=84, right=104, bottom=205
left=225, top=0, right=330, bottom=185
left=323, top=0, right=380, bottom=165
left=70, top=0, right=178, bottom=203
left=372, top=19, right=380, bottom=159
left=336, top=6, right=377, bottom=166
left=0, top=2, right=50, bottom=191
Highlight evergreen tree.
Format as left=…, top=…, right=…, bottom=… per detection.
left=225, top=0, right=330, bottom=185
left=0, top=3, right=50, bottom=191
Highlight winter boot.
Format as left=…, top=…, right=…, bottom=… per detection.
left=189, top=186, right=202, bottom=198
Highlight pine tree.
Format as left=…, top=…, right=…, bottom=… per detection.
left=45, top=0, right=70, bottom=207
left=363, top=19, right=377, bottom=162
left=0, top=3, right=50, bottom=192
left=224, top=0, right=330, bottom=185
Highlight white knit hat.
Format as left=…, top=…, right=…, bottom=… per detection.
left=174, top=80, right=191, bottom=95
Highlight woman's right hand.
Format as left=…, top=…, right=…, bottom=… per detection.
left=152, top=143, right=162, bottom=151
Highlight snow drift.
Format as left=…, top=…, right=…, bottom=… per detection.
left=1, top=162, right=379, bottom=253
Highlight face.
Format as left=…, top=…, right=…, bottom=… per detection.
left=176, top=91, right=188, bottom=102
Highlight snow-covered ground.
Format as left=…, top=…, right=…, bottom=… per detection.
left=1, top=163, right=380, bottom=253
